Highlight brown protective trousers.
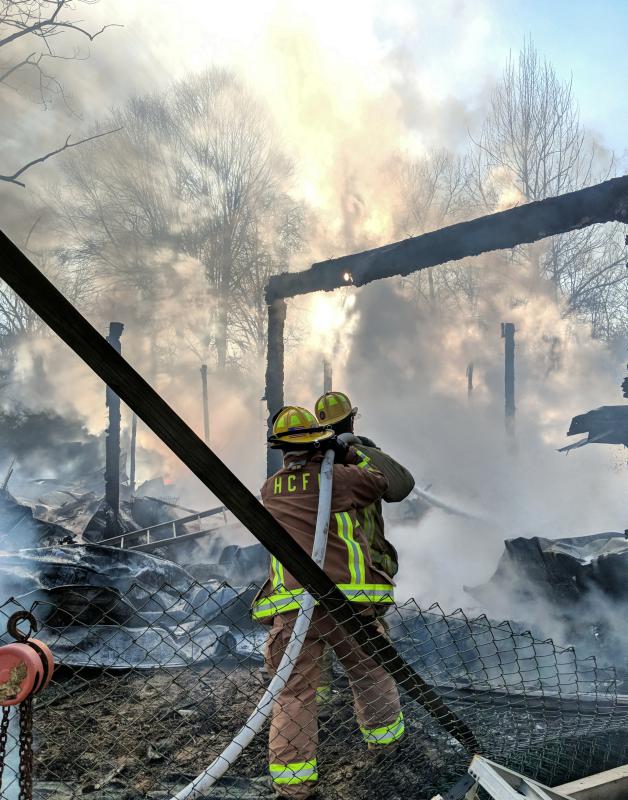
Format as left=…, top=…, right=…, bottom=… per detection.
left=266, top=608, right=402, bottom=799
left=317, top=614, right=391, bottom=705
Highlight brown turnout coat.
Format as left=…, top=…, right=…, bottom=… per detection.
left=251, top=449, right=394, bottom=621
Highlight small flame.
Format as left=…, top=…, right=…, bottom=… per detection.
left=343, top=272, right=352, bottom=282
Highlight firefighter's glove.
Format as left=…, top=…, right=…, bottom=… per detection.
left=322, top=436, right=350, bottom=464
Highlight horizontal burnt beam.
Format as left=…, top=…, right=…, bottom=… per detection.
left=266, top=175, right=628, bottom=301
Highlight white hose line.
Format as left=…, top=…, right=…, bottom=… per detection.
left=171, top=449, right=336, bottom=800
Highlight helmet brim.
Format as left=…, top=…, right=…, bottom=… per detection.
left=268, top=428, right=335, bottom=444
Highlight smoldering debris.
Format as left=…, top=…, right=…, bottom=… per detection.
left=0, top=470, right=266, bottom=578
left=0, top=544, right=265, bottom=669
left=467, top=532, right=628, bottom=674
left=0, top=489, right=71, bottom=548
left=560, top=405, right=628, bottom=451
left=0, top=407, right=103, bottom=485
left=0, top=478, right=268, bottom=671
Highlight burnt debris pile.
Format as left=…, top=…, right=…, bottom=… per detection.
left=468, top=533, right=628, bottom=678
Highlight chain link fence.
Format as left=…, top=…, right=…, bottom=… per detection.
left=0, top=572, right=627, bottom=800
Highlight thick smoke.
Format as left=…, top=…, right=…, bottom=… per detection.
left=0, top=1, right=626, bottom=634
left=335, top=259, right=627, bottom=621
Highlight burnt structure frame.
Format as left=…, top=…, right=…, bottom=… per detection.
left=263, top=175, right=628, bottom=475
left=0, top=175, right=627, bottom=756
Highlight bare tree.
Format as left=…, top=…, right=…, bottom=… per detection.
left=0, top=0, right=119, bottom=186
left=470, top=39, right=599, bottom=204
left=56, top=68, right=303, bottom=370
left=468, top=38, right=626, bottom=338
left=395, top=149, right=482, bottom=316
left=169, top=69, right=301, bottom=367
left=0, top=211, right=94, bottom=378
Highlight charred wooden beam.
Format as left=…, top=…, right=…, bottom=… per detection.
left=323, top=357, right=332, bottom=394
left=265, top=298, right=287, bottom=477
left=501, top=323, right=516, bottom=437
left=129, top=412, right=137, bottom=497
left=0, top=231, right=478, bottom=752
left=266, top=176, right=628, bottom=302
left=466, top=363, right=474, bottom=400
left=105, top=321, right=123, bottom=536
left=200, top=364, right=210, bottom=445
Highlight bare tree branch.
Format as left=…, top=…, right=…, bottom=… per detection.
left=0, top=127, right=121, bottom=187
left=0, top=1, right=121, bottom=188
left=0, top=1, right=119, bottom=49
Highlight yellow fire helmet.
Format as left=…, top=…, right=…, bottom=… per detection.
left=314, top=392, right=358, bottom=426
left=269, top=405, right=335, bottom=445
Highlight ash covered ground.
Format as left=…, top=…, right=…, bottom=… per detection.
left=33, top=666, right=460, bottom=800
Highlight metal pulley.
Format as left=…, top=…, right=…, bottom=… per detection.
left=0, top=611, right=53, bottom=706
left=0, top=611, right=55, bottom=800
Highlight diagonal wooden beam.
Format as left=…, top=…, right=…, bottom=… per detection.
left=266, top=175, right=628, bottom=301
left=0, top=231, right=479, bottom=752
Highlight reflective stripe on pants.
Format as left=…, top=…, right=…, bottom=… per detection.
left=361, top=711, right=405, bottom=744
left=270, top=760, right=318, bottom=785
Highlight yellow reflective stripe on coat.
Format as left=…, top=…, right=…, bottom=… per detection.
left=355, top=448, right=380, bottom=474
left=354, top=448, right=371, bottom=469
left=337, top=584, right=394, bottom=602
left=362, top=504, right=375, bottom=546
left=361, top=712, right=405, bottom=745
left=251, top=589, right=305, bottom=619
left=270, top=556, right=285, bottom=590
left=270, top=760, right=318, bottom=785
left=251, top=584, right=394, bottom=619
left=335, top=511, right=365, bottom=586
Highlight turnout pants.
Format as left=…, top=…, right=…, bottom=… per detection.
left=317, top=615, right=390, bottom=706
left=265, top=608, right=403, bottom=798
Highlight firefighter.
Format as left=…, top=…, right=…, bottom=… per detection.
left=253, top=406, right=404, bottom=799
left=312, top=392, right=415, bottom=710
left=314, top=391, right=415, bottom=580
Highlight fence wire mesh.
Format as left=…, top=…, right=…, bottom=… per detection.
left=0, top=576, right=627, bottom=800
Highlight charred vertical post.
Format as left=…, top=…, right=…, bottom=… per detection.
left=200, top=364, right=210, bottom=445
left=129, top=413, right=137, bottom=497
left=466, top=362, right=474, bottom=400
left=1, top=458, right=15, bottom=493
left=323, top=358, right=332, bottom=394
left=105, top=322, right=124, bottom=535
left=266, top=299, right=287, bottom=477
left=501, top=323, right=516, bottom=436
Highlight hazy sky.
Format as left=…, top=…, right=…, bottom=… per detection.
left=491, top=0, right=628, bottom=155
left=82, top=0, right=627, bottom=154
left=3, top=0, right=627, bottom=202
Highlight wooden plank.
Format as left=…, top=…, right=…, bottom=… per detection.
left=0, top=231, right=479, bottom=752
left=266, top=175, right=628, bottom=301
left=556, top=764, right=628, bottom=800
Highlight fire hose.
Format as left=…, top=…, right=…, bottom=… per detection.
left=171, top=448, right=336, bottom=800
